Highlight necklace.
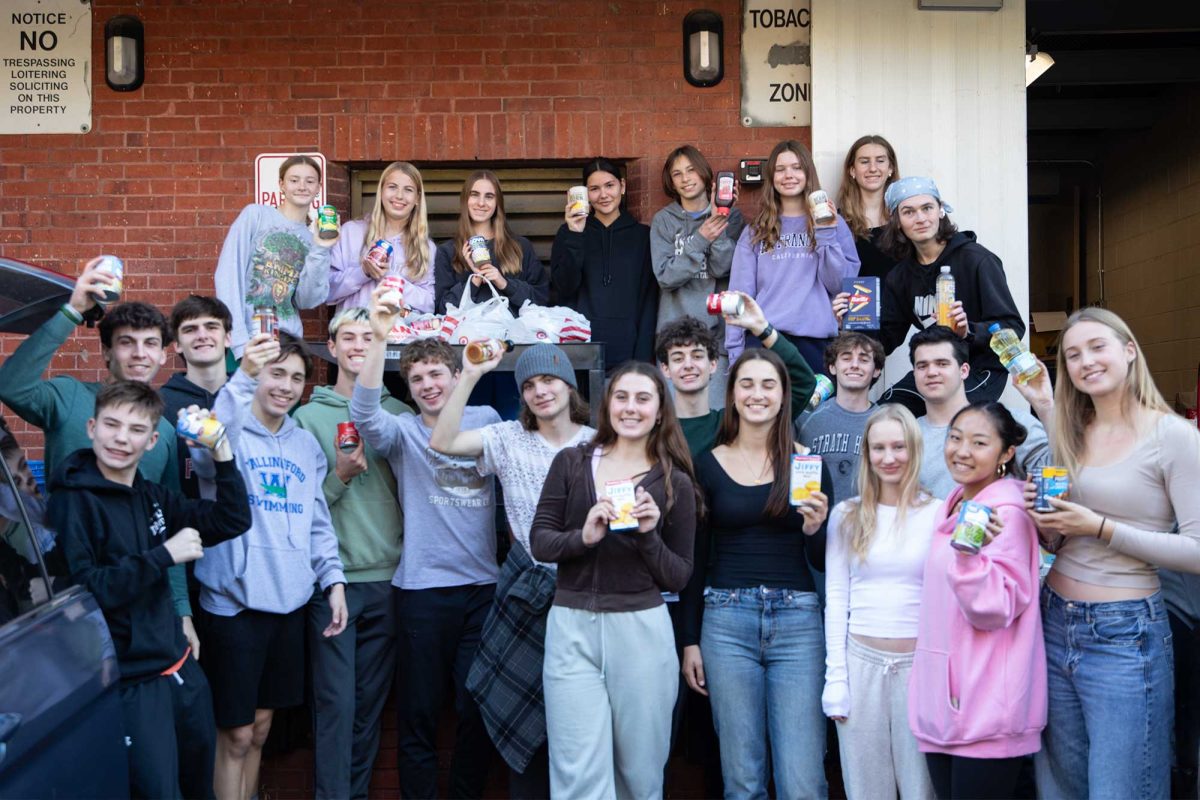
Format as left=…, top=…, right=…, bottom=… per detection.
left=735, top=445, right=772, bottom=485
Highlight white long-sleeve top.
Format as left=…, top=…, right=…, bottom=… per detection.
left=822, top=498, right=940, bottom=718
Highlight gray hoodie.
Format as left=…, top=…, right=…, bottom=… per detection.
left=193, top=370, right=345, bottom=616
left=649, top=202, right=745, bottom=339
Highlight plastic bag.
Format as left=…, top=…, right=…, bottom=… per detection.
left=441, top=278, right=513, bottom=344
left=387, top=313, right=444, bottom=344
left=517, top=301, right=592, bottom=343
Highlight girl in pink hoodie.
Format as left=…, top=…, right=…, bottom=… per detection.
left=909, top=401, right=1047, bottom=799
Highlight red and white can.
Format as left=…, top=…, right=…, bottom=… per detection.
left=705, top=292, right=744, bottom=316
left=379, top=275, right=404, bottom=311
left=336, top=421, right=360, bottom=452
left=365, top=239, right=394, bottom=270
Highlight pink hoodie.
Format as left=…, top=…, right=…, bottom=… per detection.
left=908, top=477, right=1047, bottom=758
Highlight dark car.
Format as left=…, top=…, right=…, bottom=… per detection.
left=0, top=257, right=129, bottom=797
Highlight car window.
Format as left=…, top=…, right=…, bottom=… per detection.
left=0, top=427, right=60, bottom=621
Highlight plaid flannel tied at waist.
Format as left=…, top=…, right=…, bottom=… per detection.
left=466, top=543, right=556, bottom=773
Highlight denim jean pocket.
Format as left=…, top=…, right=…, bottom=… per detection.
left=1091, top=613, right=1145, bottom=646
left=703, top=588, right=736, bottom=608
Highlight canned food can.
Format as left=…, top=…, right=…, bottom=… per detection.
left=177, top=411, right=227, bottom=450
left=252, top=307, right=277, bottom=339
left=465, top=338, right=505, bottom=364
left=378, top=275, right=404, bottom=311
left=705, top=291, right=744, bottom=317
left=336, top=421, right=360, bottom=452
left=94, top=255, right=124, bottom=304
left=317, top=205, right=339, bottom=240
left=808, top=374, right=834, bottom=410
left=951, top=500, right=992, bottom=554
left=468, top=235, right=492, bottom=267
left=606, top=479, right=638, bottom=531
left=790, top=454, right=823, bottom=507
left=567, top=185, right=589, bottom=216
left=1034, top=466, right=1070, bottom=512
left=366, top=239, right=394, bottom=269
left=808, top=190, right=836, bottom=224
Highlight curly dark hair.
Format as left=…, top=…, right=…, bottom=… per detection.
left=655, top=315, right=719, bottom=364
left=98, top=302, right=170, bottom=349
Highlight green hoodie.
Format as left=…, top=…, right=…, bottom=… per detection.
left=293, top=385, right=412, bottom=582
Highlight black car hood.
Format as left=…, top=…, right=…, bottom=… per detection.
left=0, top=258, right=75, bottom=335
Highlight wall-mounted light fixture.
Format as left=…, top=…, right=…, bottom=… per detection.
left=683, top=10, right=723, bottom=88
left=105, top=15, right=144, bottom=92
left=1026, top=44, right=1055, bottom=87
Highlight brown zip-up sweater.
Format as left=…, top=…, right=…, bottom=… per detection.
left=531, top=444, right=695, bottom=613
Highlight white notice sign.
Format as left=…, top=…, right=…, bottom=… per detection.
left=740, top=1, right=812, bottom=127
left=1, top=0, right=92, bottom=135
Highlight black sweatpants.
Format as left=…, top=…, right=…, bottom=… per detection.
left=924, top=752, right=1025, bottom=800
left=394, top=584, right=495, bottom=800
left=120, top=656, right=216, bottom=800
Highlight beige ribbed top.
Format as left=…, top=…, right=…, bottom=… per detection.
left=1051, top=413, right=1200, bottom=589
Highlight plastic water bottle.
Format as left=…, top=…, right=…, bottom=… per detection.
left=808, top=374, right=834, bottom=409
left=936, top=266, right=955, bottom=327
left=988, top=323, right=1042, bottom=385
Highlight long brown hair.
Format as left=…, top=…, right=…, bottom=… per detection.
left=751, top=139, right=820, bottom=254
left=591, top=361, right=702, bottom=516
left=836, top=135, right=900, bottom=240
left=716, top=349, right=796, bottom=519
left=452, top=170, right=524, bottom=277
left=362, top=161, right=432, bottom=281
left=1051, top=307, right=1174, bottom=473
left=843, top=405, right=933, bottom=562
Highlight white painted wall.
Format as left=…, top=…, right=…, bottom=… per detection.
left=809, top=0, right=1029, bottom=403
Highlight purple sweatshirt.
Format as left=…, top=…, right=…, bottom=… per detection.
left=326, top=218, right=437, bottom=315
left=725, top=215, right=860, bottom=361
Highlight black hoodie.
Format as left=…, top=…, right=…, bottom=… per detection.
left=47, top=450, right=251, bottom=682
left=879, top=231, right=1024, bottom=374
left=551, top=211, right=659, bottom=367
left=160, top=372, right=225, bottom=500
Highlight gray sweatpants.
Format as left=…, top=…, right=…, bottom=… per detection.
left=543, top=604, right=678, bottom=800
left=835, top=637, right=935, bottom=800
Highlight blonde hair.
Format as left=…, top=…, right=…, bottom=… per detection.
left=361, top=161, right=432, bottom=281
left=843, top=404, right=934, bottom=562
left=750, top=139, right=821, bottom=253
left=327, top=306, right=370, bottom=338
left=1051, top=307, right=1172, bottom=472
left=836, top=135, right=899, bottom=240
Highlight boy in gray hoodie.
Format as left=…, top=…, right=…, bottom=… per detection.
left=192, top=331, right=347, bottom=800
left=293, top=307, right=412, bottom=799
left=650, top=145, right=745, bottom=406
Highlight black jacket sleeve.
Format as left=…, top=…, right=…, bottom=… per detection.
left=50, top=492, right=175, bottom=612
left=550, top=224, right=586, bottom=303
left=878, top=268, right=913, bottom=355
left=434, top=241, right=471, bottom=315
left=633, top=236, right=659, bottom=363
left=498, top=238, right=549, bottom=310
left=156, top=459, right=251, bottom=547
left=964, top=245, right=1025, bottom=344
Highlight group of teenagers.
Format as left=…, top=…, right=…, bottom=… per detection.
left=0, top=131, right=1197, bottom=800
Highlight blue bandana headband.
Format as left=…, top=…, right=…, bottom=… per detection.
left=884, top=176, right=954, bottom=214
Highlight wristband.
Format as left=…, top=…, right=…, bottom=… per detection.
left=756, top=323, right=775, bottom=342
left=60, top=303, right=84, bottom=325
left=1096, top=516, right=1107, bottom=540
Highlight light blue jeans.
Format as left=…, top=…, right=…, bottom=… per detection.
left=701, top=587, right=827, bottom=800
left=1035, top=585, right=1174, bottom=800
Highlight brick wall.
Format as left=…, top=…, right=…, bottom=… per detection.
left=1099, top=84, right=1200, bottom=404
left=1, top=0, right=804, bottom=452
